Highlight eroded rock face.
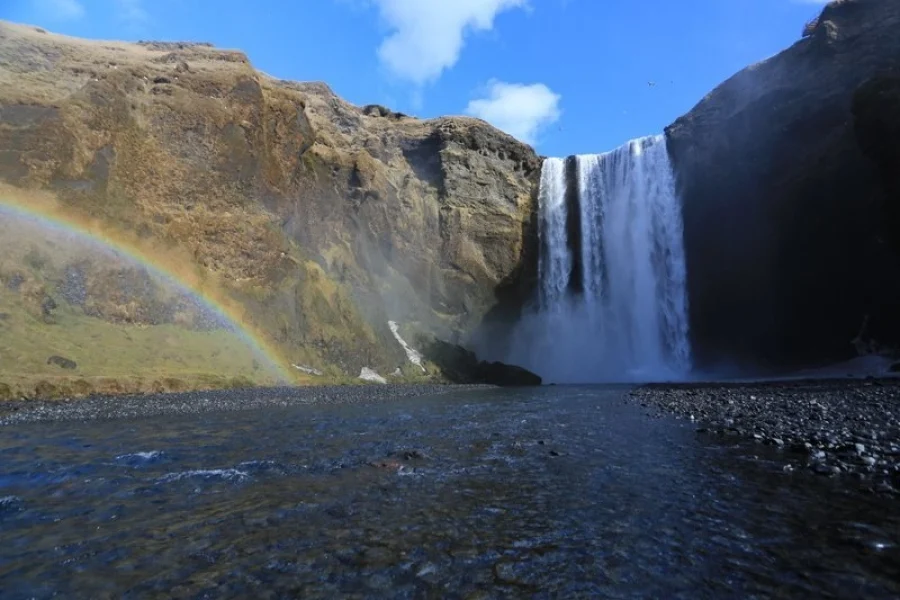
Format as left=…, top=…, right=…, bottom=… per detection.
left=0, top=21, right=540, bottom=376
left=665, top=0, right=900, bottom=372
left=282, top=82, right=541, bottom=342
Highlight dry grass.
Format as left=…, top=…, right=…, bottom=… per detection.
left=0, top=20, right=253, bottom=105
left=0, top=286, right=285, bottom=399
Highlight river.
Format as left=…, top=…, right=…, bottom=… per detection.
left=1, top=386, right=898, bottom=598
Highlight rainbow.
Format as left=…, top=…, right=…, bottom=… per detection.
left=0, top=197, right=297, bottom=383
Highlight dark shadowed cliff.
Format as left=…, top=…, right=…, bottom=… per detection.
left=0, top=21, right=540, bottom=394
left=665, top=0, right=900, bottom=372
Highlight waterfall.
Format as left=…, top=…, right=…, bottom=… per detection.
left=512, top=135, right=691, bottom=383
left=537, top=157, right=570, bottom=309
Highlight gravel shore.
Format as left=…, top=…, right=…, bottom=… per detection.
left=0, top=384, right=494, bottom=425
left=631, top=378, right=900, bottom=494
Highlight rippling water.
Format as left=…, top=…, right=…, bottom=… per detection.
left=1, top=386, right=898, bottom=598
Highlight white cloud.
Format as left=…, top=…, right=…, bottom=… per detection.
left=114, top=0, right=148, bottom=25
left=34, top=0, right=85, bottom=20
left=465, top=80, right=561, bottom=146
left=373, top=0, right=527, bottom=85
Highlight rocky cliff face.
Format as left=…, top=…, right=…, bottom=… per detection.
left=854, top=72, right=900, bottom=256
left=0, top=21, right=540, bottom=383
left=665, top=0, right=900, bottom=372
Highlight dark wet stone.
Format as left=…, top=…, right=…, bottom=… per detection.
left=629, top=379, right=900, bottom=490
left=392, top=449, right=428, bottom=461
left=875, top=482, right=897, bottom=495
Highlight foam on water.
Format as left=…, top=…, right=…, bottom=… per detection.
left=116, top=451, right=164, bottom=462
left=158, top=469, right=250, bottom=483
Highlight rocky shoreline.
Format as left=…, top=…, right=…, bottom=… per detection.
left=631, top=378, right=900, bottom=495
left=0, top=384, right=494, bottom=426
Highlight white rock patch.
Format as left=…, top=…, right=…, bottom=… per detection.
left=359, top=367, right=387, bottom=384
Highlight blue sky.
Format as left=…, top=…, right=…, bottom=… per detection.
left=2, top=0, right=828, bottom=156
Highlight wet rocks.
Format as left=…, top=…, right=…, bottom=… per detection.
left=369, top=448, right=430, bottom=472
left=367, top=459, right=404, bottom=471
left=479, top=361, right=543, bottom=387
left=631, top=379, right=900, bottom=493
left=0, top=383, right=494, bottom=425
left=390, top=449, right=428, bottom=461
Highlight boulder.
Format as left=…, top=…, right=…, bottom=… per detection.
left=47, top=355, right=77, bottom=370
left=422, top=338, right=542, bottom=387
left=479, top=361, right=543, bottom=387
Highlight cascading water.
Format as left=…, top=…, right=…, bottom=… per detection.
left=509, top=135, right=691, bottom=383
left=537, top=157, right=571, bottom=309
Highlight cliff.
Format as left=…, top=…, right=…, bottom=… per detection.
left=0, top=21, right=540, bottom=395
left=665, top=0, right=900, bottom=372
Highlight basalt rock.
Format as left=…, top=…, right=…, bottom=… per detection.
left=422, top=338, right=542, bottom=387
left=665, top=0, right=900, bottom=372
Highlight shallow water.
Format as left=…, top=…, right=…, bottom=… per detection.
left=1, top=386, right=898, bottom=599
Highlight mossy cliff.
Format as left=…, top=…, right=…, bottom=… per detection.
left=0, top=21, right=540, bottom=394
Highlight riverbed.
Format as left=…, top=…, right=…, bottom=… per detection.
left=1, top=385, right=898, bottom=598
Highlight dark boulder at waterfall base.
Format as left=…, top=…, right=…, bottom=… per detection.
left=422, top=339, right=542, bottom=387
